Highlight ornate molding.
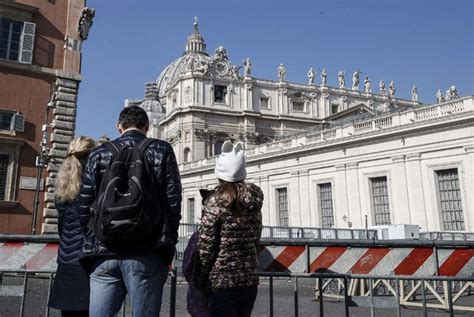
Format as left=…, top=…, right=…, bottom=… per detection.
left=391, top=155, right=405, bottom=163
left=77, top=7, right=95, bottom=40
left=166, top=129, right=181, bottom=144
left=406, top=153, right=421, bottom=162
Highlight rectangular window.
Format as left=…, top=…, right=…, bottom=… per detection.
left=260, top=97, right=269, bottom=109
left=0, top=155, right=9, bottom=200
left=187, top=198, right=195, bottom=224
left=292, top=101, right=305, bottom=112
left=0, top=18, right=35, bottom=64
left=277, top=188, right=288, bottom=227
left=319, top=183, right=334, bottom=228
left=332, top=104, right=339, bottom=114
left=0, top=17, right=23, bottom=62
left=370, top=176, right=391, bottom=225
left=0, top=110, right=25, bottom=132
left=0, top=111, right=13, bottom=130
left=436, top=168, right=464, bottom=231
left=214, top=85, right=227, bottom=103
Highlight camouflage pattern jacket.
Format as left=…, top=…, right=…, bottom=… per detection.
left=198, top=182, right=263, bottom=290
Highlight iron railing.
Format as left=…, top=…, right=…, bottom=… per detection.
left=420, top=231, right=474, bottom=241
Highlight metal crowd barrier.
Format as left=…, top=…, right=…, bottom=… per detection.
left=420, top=231, right=474, bottom=241
left=2, top=230, right=474, bottom=316
left=0, top=268, right=178, bottom=317
left=261, top=272, right=474, bottom=317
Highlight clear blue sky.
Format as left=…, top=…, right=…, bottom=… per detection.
left=76, top=0, right=473, bottom=139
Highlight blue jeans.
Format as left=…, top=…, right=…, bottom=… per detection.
left=89, top=254, right=168, bottom=317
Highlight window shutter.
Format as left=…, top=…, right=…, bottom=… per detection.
left=19, top=22, right=36, bottom=64
left=12, top=113, right=25, bottom=132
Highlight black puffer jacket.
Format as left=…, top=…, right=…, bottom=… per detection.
left=56, top=197, right=87, bottom=265
left=78, top=130, right=182, bottom=263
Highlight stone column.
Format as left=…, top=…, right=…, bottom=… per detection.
left=289, top=171, right=301, bottom=226
left=334, top=164, right=348, bottom=228
left=463, top=145, right=474, bottom=231
left=391, top=155, right=411, bottom=224
left=405, top=153, right=428, bottom=230
left=42, top=77, right=80, bottom=233
left=244, top=82, right=253, bottom=111
left=346, top=163, right=363, bottom=228
left=260, top=175, right=270, bottom=225
left=298, top=170, right=311, bottom=226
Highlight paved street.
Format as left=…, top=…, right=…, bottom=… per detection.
left=1, top=275, right=473, bottom=316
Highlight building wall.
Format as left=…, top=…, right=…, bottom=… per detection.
left=0, top=0, right=89, bottom=234
left=179, top=97, right=474, bottom=232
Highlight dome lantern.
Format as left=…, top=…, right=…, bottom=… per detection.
left=185, top=16, right=207, bottom=54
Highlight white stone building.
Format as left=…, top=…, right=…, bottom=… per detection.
left=128, top=20, right=474, bottom=232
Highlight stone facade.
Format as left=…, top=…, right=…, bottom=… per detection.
left=130, top=20, right=472, bottom=233
left=0, top=0, right=93, bottom=234
left=129, top=20, right=418, bottom=165
left=179, top=97, right=474, bottom=232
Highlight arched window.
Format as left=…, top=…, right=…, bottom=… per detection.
left=184, top=147, right=191, bottom=163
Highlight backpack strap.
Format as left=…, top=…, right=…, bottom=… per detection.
left=137, top=137, right=155, bottom=153
left=103, top=141, right=121, bottom=156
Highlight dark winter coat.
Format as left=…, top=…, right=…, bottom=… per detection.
left=78, top=130, right=182, bottom=268
left=56, top=197, right=87, bottom=265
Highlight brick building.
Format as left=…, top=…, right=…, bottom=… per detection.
left=0, top=0, right=94, bottom=234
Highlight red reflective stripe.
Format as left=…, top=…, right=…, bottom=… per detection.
left=265, top=246, right=305, bottom=272
left=394, top=248, right=432, bottom=275
left=438, top=249, right=474, bottom=276
left=310, top=247, right=346, bottom=273
left=0, top=242, right=23, bottom=263
left=350, top=247, right=390, bottom=274
left=25, top=244, right=58, bottom=270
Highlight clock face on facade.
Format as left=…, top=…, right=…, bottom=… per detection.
left=214, top=60, right=229, bottom=76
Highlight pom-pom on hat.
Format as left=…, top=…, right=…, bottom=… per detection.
left=214, top=141, right=247, bottom=182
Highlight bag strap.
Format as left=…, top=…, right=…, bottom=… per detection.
left=103, top=141, right=121, bottom=156
left=137, top=137, right=155, bottom=153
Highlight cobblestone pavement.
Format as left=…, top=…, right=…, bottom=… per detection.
left=1, top=275, right=472, bottom=316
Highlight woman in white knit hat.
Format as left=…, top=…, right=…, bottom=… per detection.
left=195, top=140, right=264, bottom=317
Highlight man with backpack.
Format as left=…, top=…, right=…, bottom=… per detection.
left=78, top=106, right=182, bottom=317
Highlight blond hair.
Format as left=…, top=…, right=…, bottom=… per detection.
left=55, top=136, right=96, bottom=202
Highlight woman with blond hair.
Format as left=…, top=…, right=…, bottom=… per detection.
left=49, top=136, right=95, bottom=317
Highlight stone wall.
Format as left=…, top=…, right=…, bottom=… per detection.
left=42, top=77, right=79, bottom=233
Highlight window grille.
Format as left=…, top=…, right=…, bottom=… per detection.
left=436, top=168, right=464, bottom=231
left=277, top=188, right=288, bottom=227
left=0, top=155, right=9, bottom=200
left=370, top=176, right=391, bottom=225
left=187, top=198, right=195, bottom=224
left=319, top=183, right=334, bottom=228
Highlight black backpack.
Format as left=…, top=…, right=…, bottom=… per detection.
left=89, top=138, right=162, bottom=245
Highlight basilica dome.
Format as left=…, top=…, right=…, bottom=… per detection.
left=155, top=52, right=211, bottom=97
left=155, top=18, right=210, bottom=98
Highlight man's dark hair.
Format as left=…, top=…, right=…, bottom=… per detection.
left=118, top=106, right=149, bottom=130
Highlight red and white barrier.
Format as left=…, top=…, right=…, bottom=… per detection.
left=0, top=242, right=58, bottom=271
left=258, top=245, right=474, bottom=277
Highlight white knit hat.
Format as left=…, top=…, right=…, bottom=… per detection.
left=214, top=141, right=246, bottom=182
